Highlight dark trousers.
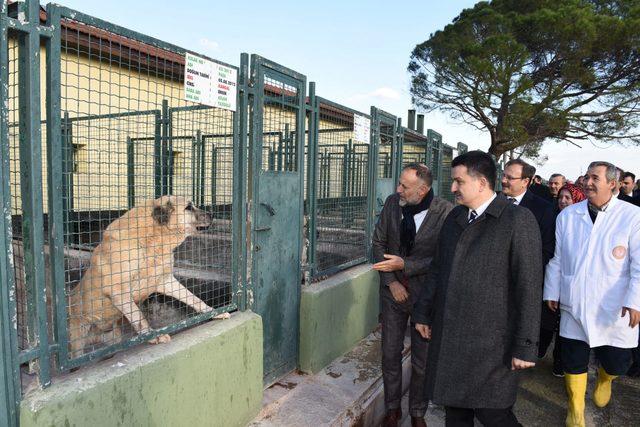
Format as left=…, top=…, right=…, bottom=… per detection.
left=381, top=287, right=428, bottom=417
left=560, top=337, right=632, bottom=375
left=632, top=329, right=640, bottom=365
left=538, top=328, right=561, bottom=363
left=444, top=406, right=521, bottom=427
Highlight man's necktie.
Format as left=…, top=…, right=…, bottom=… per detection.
left=468, top=210, right=477, bottom=223
left=507, top=197, right=516, bottom=204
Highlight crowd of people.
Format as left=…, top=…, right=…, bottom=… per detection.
left=372, top=152, right=639, bottom=427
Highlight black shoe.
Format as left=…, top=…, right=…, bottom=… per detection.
left=383, top=408, right=402, bottom=427
left=552, top=361, right=564, bottom=377
left=627, top=363, right=640, bottom=377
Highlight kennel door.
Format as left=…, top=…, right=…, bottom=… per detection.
left=249, top=55, right=306, bottom=385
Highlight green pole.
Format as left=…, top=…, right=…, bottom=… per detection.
left=0, top=2, right=20, bottom=424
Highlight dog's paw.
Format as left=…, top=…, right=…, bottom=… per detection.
left=214, top=312, right=231, bottom=320
left=148, top=334, right=171, bottom=345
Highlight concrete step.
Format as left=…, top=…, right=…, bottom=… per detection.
left=249, top=328, right=410, bottom=427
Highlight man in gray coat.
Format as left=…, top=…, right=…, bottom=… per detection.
left=414, top=151, right=542, bottom=427
left=373, top=163, right=453, bottom=427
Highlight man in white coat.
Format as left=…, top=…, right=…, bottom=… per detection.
left=544, top=161, right=640, bottom=427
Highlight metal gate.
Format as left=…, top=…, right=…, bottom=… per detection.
left=248, top=55, right=306, bottom=384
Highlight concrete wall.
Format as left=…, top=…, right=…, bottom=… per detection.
left=299, top=264, right=380, bottom=373
left=20, top=312, right=263, bottom=427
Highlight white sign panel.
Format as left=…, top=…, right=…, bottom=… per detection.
left=184, top=53, right=237, bottom=111
left=353, top=114, right=371, bottom=144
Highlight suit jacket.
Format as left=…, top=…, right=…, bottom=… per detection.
left=413, top=196, right=543, bottom=408
left=518, top=190, right=556, bottom=266
left=619, top=192, right=640, bottom=207
left=518, top=191, right=557, bottom=330
left=372, top=193, right=453, bottom=306
left=529, top=183, right=553, bottom=202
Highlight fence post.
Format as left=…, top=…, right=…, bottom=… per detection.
left=0, top=2, right=20, bottom=424
left=161, top=99, right=170, bottom=195
left=395, top=119, right=404, bottom=178
left=17, top=0, right=51, bottom=387
left=233, top=53, right=249, bottom=311
left=365, top=107, right=378, bottom=261
left=305, top=82, right=318, bottom=279
left=154, top=110, right=163, bottom=198
left=127, top=137, right=135, bottom=208
left=45, top=2, right=70, bottom=372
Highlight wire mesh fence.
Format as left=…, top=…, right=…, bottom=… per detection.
left=310, top=100, right=370, bottom=276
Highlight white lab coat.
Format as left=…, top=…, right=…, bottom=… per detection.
left=544, top=196, right=640, bottom=348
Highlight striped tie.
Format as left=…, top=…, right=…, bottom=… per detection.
left=507, top=197, right=517, bottom=204
left=468, top=210, right=477, bottom=223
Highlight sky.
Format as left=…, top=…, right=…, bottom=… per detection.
left=54, top=0, right=639, bottom=180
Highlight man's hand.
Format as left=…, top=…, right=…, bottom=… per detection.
left=388, top=281, right=409, bottom=304
left=546, top=300, right=559, bottom=312
left=622, top=307, right=640, bottom=328
left=511, top=358, right=535, bottom=371
left=415, top=323, right=431, bottom=340
left=373, top=254, right=405, bottom=272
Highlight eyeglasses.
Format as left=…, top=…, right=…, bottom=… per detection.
left=503, top=175, right=526, bottom=181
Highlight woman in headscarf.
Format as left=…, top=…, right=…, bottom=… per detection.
left=558, top=183, right=586, bottom=211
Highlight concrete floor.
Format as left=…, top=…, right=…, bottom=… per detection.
left=251, top=328, right=640, bottom=427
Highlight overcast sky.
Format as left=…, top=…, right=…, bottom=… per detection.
left=56, top=0, right=640, bottom=180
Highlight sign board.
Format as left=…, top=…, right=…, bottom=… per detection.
left=354, top=114, right=371, bottom=144
left=184, top=52, right=237, bottom=111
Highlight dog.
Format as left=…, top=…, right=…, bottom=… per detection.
left=68, top=195, right=221, bottom=358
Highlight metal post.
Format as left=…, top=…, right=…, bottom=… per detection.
left=393, top=118, right=403, bottom=185
left=45, top=2, right=69, bottom=371
left=127, top=137, right=135, bottom=209
left=198, top=130, right=205, bottom=206
left=0, top=2, right=20, bottom=424
left=154, top=110, right=162, bottom=198
left=305, top=82, right=317, bottom=279
left=17, top=0, right=51, bottom=387
left=61, top=111, right=73, bottom=243
left=210, top=142, right=217, bottom=207
left=233, top=53, right=249, bottom=310
left=161, top=99, right=169, bottom=195
left=191, top=134, right=197, bottom=201
left=365, top=107, right=379, bottom=261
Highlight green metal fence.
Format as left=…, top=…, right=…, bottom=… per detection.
left=0, top=0, right=469, bottom=422
left=306, top=97, right=371, bottom=278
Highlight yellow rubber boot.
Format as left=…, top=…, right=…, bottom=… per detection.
left=565, top=373, right=587, bottom=427
left=593, top=367, right=617, bottom=408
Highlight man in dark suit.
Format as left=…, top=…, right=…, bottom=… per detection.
left=414, top=151, right=542, bottom=427
left=619, top=171, right=640, bottom=207
left=529, top=174, right=553, bottom=202
left=620, top=170, right=640, bottom=376
left=372, top=163, right=453, bottom=427
left=501, top=159, right=560, bottom=376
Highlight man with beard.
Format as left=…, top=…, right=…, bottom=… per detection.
left=372, top=163, right=453, bottom=427
left=414, top=151, right=542, bottom=426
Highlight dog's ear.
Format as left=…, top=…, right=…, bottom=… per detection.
left=152, top=200, right=173, bottom=225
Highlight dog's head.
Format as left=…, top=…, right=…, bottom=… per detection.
left=151, top=196, right=211, bottom=237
